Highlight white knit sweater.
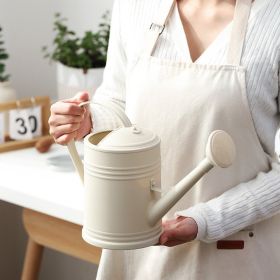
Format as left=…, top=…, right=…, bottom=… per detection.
left=90, top=0, right=280, bottom=242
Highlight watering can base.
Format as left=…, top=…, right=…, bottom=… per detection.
left=82, top=225, right=162, bottom=250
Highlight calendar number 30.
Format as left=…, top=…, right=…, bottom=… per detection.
left=16, top=116, right=38, bottom=135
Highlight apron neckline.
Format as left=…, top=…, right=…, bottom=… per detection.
left=140, top=53, right=247, bottom=69
left=145, top=0, right=253, bottom=66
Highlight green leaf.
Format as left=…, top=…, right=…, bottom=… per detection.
left=0, top=64, right=5, bottom=73
left=0, top=27, right=10, bottom=79
left=0, top=53, right=9, bottom=60
left=42, top=11, right=111, bottom=69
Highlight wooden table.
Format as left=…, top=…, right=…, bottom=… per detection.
left=0, top=144, right=102, bottom=280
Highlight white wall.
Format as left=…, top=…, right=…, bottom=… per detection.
left=0, top=0, right=113, bottom=279
left=0, top=0, right=113, bottom=101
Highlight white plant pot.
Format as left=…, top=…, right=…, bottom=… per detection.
left=0, top=82, right=17, bottom=135
left=0, top=81, right=16, bottom=102
left=56, top=62, right=104, bottom=100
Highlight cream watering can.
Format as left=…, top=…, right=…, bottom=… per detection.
left=67, top=101, right=236, bottom=250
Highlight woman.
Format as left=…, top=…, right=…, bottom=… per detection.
left=49, top=0, right=280, bottom=279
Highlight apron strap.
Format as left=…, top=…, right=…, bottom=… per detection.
left=143, top=0, right=176, bottom=56
left=227, top=0, right=252, bottom=65
left=144, top=0, right=252, bottom=65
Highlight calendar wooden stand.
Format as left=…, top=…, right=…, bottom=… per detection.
left=0, top=96, right=51, bottom=153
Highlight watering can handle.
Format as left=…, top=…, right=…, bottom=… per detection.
left=67, top=100, right=132, bottom=183
left=68, top=139, right=84, bottom=182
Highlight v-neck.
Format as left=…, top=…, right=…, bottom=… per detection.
left=168, top=0, right=266, bottom=64
left=174, top=1, right=234, bottom=63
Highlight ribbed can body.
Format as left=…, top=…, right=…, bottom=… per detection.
left=82, top=134, right=162, bottom=250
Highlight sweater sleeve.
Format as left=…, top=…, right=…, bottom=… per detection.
left=90, top=0, right=127, bottom=133
left=176, top=162, right=280, bottom=242
left=176, top=53, right=280, bottom=242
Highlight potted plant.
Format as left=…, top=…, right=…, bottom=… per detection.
left=43, top=12, right=110, bottom=100
left=0, top=26, right=16, bottom=103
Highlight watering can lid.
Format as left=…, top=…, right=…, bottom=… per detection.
left=97, top=126, right=160, bottom=151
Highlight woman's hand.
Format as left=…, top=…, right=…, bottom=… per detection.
left=49, top=92, right=92, bottom=145
left=159, top=216, right=198, bottom=247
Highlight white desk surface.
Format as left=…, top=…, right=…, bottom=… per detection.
left=0, top=143, right=84, bottom=225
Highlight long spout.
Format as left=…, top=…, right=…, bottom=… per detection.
left=148, top=158, right=213, bottom=226
left=148, top=130, right=236, bottom=226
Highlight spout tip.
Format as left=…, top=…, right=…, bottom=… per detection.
left=206, top=130, right=236, bottom=168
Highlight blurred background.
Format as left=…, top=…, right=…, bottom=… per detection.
left=0, top=0, right=113, bottom=279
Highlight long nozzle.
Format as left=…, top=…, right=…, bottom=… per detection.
left=148, top=130, right=236, bottom=226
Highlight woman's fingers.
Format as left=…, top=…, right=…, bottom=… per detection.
left=158, top=217, right=198, bottom=247
left=48, top=92, right=92, bottom=145
left=48, top=114, right=84, bottom=127
left=67, top=91, right=89, bottom=104
left=50, top=101, right=85, bottom=116
left=160, top=239, right=185, bottom=247
left=50, top=123, right=80, bottom=140
left=49, top=100, right=87, bottom=141
left=55, top=131, right=78, bottom=146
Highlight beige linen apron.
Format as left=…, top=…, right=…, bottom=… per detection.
left=97, top=0, right=280, bottom=279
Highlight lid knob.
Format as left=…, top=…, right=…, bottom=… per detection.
left=132, top=126, right=141, bottom=134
